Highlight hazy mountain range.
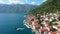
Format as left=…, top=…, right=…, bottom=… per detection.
left=0, top=4, right=37, bottom=13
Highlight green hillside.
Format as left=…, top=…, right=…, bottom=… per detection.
left=29, top=0, right=60, bottom=15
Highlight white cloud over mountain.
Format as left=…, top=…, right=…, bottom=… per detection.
left=30, top=2, right=36, bottom=5
left=0, top=0, right=5, bottom=4
left=0, top=0, right=45, bottom=5
left=0, top=0, right=24, bottom=4
left=43, top=0, right=47, bottom=2
left=8, top=0, right=24, bottom=4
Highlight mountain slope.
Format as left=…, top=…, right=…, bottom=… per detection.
left=0, top=4, right=37, bottom=13
left=29, top=0, right=60, bottom=15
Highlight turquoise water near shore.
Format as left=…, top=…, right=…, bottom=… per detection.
left=0, top=13, right=32, bottom=34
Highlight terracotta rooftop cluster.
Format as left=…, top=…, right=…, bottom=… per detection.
left=24, top=13, right=60, bottom=34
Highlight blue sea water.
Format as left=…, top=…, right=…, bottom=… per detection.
left=0, top=13, right=32, bottom=34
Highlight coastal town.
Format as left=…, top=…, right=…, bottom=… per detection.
left=24, top=11, right=60, bottom=34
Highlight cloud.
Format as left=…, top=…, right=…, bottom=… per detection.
left=0, top=0, right=25, bottom=4
left=30, top=2, right=36, bottom=5
left=8, top=0, right=24, bottom=4
left=0, top=0, right=44, bottom=5
left=0, top=0, right=5, bottom=4
left=43, top=0, right=47, bottom=2
left=17, top=2, right=24, bottom=4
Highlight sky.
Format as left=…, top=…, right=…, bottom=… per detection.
left=0, top=0, right=46, bottom=5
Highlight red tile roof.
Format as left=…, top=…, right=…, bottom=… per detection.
left=49, top=31, right=57, bottom=34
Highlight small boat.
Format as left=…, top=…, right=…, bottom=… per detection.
left=17, top=28, right=24, bottom=30
left=24, top=24, right=30, bottom=28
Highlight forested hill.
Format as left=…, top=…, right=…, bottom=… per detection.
left=0, top=4, right=37, bottom=13
left=29, top=0, right=60, bottom=15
